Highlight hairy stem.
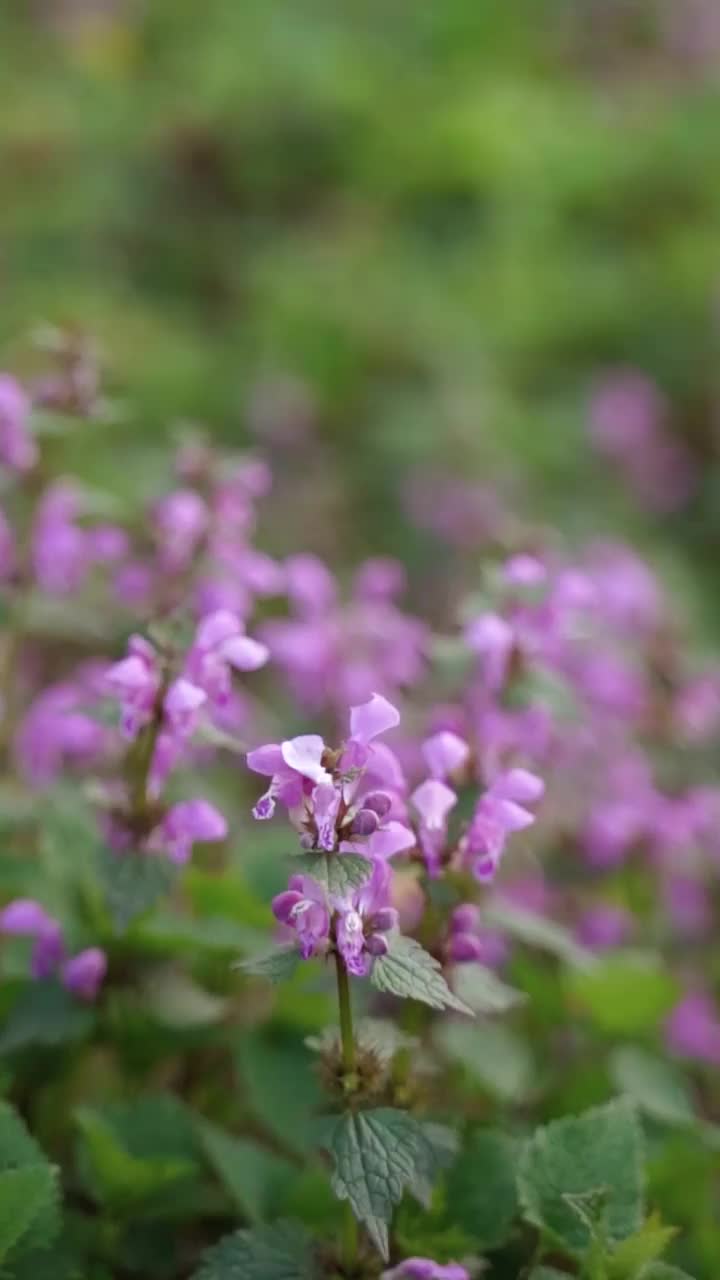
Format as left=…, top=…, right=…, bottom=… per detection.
left=335, top=951, right=358, bottom=1272
left=335, top=950, right=356, bottom=1076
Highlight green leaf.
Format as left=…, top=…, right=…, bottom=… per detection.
left=437, top=1020, right=534, bottom=1102
left=191, top=1221, right=319, bottom=1280
left=235, top=1033, right=323, bottom=1157
left=371, top=935, right=473, bottom=1015
left=75, top=1107, right=196, bottom=1215
left=196, top=1121, right=294, bottom=1223
left=449, top=962, right=526, bottom=1015
left=528, top=1270, right=572, bottom=1280
left=292, top=851, right=373, bottom=897
left=566, top=952, right=678, bottom=1034
left=321, top=1107, right=448, bottom=1259
left=609, top=1048, right=696, bottom=1129
left=139, top=967, right=227, bottom=1028
left=235, top=947, right=301, bottom=984
left=445, top=1129, right=519, bottom=1249
left=0, top=983, right=93, bottom=1055
left=609, top=1213, right=677, bottom=1279
left=637, top=1267, right=696, bottom=1280
left=518, top=1098, right=645, bottom=1257
left=484, top=902, right=594, bottom=968
left=0, top=1103, right=60, bottom=1252
left=0, top=1165, right=58, bottom=1263
left=99, top=851, right=177, bottom=932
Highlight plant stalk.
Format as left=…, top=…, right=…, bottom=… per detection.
left=335, top=951, right=358, bottom=1272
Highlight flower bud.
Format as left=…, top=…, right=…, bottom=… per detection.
left=361, top=791, right=393, bottom=819
left=350, top=808, right=379, bottom=837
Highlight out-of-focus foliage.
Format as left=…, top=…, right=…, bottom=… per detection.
left=3, top=0, right=720, bottom=598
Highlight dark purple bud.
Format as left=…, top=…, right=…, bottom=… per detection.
left=61, top=948, right=107, bottom=1001
left=362, top=791, right=392, bottom=819
left=299, top=832, right=315, bottom=850
left=350, top=808, right=379, bottom=837
left=450, top=903, right=480, bottom=934
left=365, top=932, right=389, bottom=957
left=447, top=932, right=484, bottom=963
left=272, top=889, right=303, bottom=923
left=371, top=907, right=399, bottom=934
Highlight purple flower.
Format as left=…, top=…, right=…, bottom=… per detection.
left=503, top=553, right=547, bottom=589
left=247, top=695, right=413, bottom=856
left=464, top=612, right=515, bottom=692
left=0, top=374, right=36, bottom=471
left=14, top=674, right=109, bottom=787
left=334, top=859, right=398, bottom=976
left=576, top=905, right=632, bottom=952
left=421, top=731, right=469, bottom=780
left=272, top=875, right=330, bottom=959
left=665, top=991, right=720, bottom=1066
left=105, top=635, right=162, bottom=739
left=446, top=902, right=507, bottom=967
left=461, top=768, right=544, bottom=883
left=353, top=557, right=406, bottom=602
left=383, top=1259, right=469, bottom=1280
left=164, top=677, right=207, bottom=738
left=149, top=798, right=228, bottom=864
left=61, top=948, right=107, bottom=1001
left=31, top=482, right=89, bottom=595
left=411, top=779, right=457, bottom=877
left=153, top=489, right=208, bottom=571
left=185, top=610, right=268, bottom=705
left=0, top=899, right=65, bottom=978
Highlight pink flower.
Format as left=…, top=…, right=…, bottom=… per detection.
left=411, top=779, right=457, bottom=877
left=461, top=769, right=544, bottom=883
left=665, top=991, right=720, bottom=1066
left=185, top=610, right=268, bottom=705
left=106, top=636, right=162, bottom=739
left=272, top=875, right=330, bottom=959
left=0, top=374, right=36, bottom=471
left=149, top=798, right=228, bottom=864
left=61, top=948, right=107, bottom=1001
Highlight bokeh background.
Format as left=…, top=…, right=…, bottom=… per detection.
left=4, top=0, right=720, bottom=619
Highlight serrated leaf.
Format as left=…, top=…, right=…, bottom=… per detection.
left=321, top=1108, right=448, bottom=1259
left=450, top=962, right=526, bottom=1015
left=235, top=947, right=301, bottom=983
left=191, top=1220, right=318, bottom=1280
left=197, top=1121, right=294, bottom=1223
left=610, top=1048, right=696, bottom=1129
left=0, top=983, right=93, bottom=1055
left=99, top=851, right=177, bottom=931
left=371, top=935, right=473, bottom=1015
left=518, top=1099, right=644, bottom=1257
left=484, top=902, right=594, bottom=968
left=293, top=851, right=373, bottom=897
left=0, top=1104, right=60, bottom=1257
left=446, top=1128, right=519, bottom=1249
left=437, top=1019, right=534, bottom=1102
left=567, top=953, right=678, bottom=1034
left=0, top=1165, right=58, bottom=1263
left=609, top=1213, right=677, bottom=1279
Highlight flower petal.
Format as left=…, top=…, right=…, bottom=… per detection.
left=350, top=692, right=400, bottom=744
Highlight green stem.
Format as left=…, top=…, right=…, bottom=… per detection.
left=335, top=951, right=356, bottom=1076
left=335, top=951, right=358, bottom=1273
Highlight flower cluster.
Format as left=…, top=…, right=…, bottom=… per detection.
left=0, top=899, right=106, bottom=1001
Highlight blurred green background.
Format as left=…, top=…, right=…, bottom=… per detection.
left=4, top=0, right=720, bottom=597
